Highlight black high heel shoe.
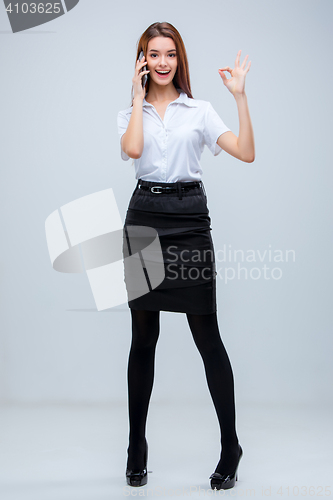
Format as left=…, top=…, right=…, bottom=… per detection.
left=209, top=444, right=243, bottom=490
left=126, top=438, right=148, bottom=487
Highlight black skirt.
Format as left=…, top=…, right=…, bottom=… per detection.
left=122, top=179, right=217, bottom=315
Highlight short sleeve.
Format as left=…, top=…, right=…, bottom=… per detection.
left=117, top=110, right=130, bottom=161
left=204, top=102, right=231, bottom=156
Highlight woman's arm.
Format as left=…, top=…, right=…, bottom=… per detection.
left=217, top=92, right=255, bottom=162
left=121, top=97, right=145, bottom=159
left=121, top=55, right=150, bottom=159
left=216, top=50, right=255, bottom=163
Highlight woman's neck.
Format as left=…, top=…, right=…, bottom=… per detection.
left=145, top=82, right=179, bottom=104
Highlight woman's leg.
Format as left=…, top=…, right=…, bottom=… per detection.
left=186, top=311, right=240, bottom=474
left=126, top=308, right=160, bottom=471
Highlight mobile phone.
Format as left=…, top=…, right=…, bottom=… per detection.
left=138, top=50, right=148, bottom=88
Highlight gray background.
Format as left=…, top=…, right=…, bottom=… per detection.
left=0, top=0, right=332, bottom=497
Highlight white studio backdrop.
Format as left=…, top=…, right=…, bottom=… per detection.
left=0, top=0, right=332, bottom=407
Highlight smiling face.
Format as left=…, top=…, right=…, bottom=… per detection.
left=146, top=36, right=178, bottom=87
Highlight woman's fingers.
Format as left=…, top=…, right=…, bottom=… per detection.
left=219, top=52, right=251, bottom=89
left=137, top=61, right=147, bottom=71
left=135, top=64, right=148, bottom=78
left=245, top=60, right=251, bottom=73
left=138, top=64, right=147, bottom=74
left=241, top=54, right=249, bottom=69
left=219, top=66, right=233, bottom=74
left=136, top=57, right=147, bottom=68
left=218, top=70, right=228, bottom=83
left=235, top=50, right=241, bottom=67
left=133, top=68, right=150, bottom=86
left=220, top=56, right=251, bottom=74
left=132, top=55, right=149, bottom=98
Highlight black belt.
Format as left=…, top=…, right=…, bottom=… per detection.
left=138, top=182, right=201, bottom=195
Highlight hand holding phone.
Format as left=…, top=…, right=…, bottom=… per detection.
left=133, top=50, right=150, bottom=100
left=138, top=50, right=148, bottom=88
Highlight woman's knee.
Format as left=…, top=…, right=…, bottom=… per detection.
left=131, top=309, right=160, bottom=349
left=186, top=312, right=222, bottom=355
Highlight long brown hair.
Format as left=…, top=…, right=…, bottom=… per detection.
left=129, top=22, right=193, bottom=107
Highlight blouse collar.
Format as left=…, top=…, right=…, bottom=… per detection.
left=143, top=88, right=198, bottom=108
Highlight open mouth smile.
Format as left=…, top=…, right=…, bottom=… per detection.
left=155, top=70, right=171, bottom=77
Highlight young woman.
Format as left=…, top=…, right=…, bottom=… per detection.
left=118, top=22, right=255, bottom=490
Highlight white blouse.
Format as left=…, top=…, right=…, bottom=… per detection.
left=117, top=88, right=231, bottom=182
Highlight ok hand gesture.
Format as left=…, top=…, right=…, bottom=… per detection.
left=218, top=50, right=251, bottom=96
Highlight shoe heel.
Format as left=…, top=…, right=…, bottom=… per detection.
left=126, top=438, right=148, bottom=487
left=209, top=444, right=242, bottom=490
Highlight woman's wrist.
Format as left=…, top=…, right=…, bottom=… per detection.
left=233, top=91, right=247, bottom=103
left=133, top=95, right=144, bottom=105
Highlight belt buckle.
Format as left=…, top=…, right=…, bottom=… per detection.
left=151, top=186, right=163, bottom=194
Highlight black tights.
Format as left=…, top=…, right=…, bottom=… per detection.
left=126, top=309, right=240, bottom=474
